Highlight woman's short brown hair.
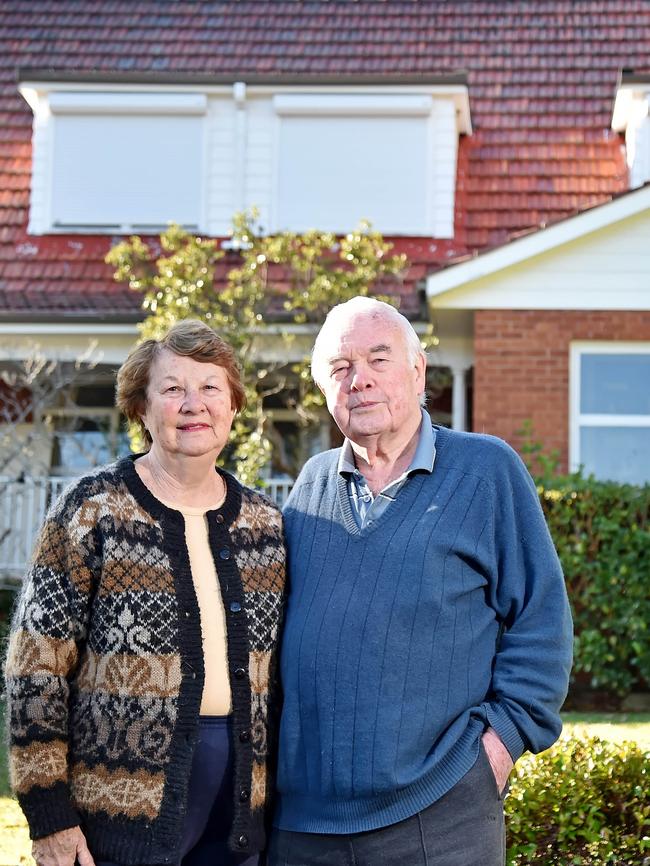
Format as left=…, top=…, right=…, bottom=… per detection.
left=116, top=319, right=246, bottom=447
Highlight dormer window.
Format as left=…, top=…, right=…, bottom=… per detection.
left=19, top=75, right=470, bottom=238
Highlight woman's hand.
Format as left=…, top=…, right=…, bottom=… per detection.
left=481, top=726, right=514, bottom=795
left=32, top=826, right=95, bottom=866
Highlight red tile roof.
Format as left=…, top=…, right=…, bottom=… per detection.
left=1, top=1, right=648, bottom=317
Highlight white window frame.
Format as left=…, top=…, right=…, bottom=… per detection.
left=20, top=86, right=209, bottom=235
left=270, top=92, right=436, bottom=236
left=569, top=341, right=650, bottom=475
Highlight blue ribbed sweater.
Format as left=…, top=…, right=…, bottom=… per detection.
left=274, top=425, right=573, bottom=833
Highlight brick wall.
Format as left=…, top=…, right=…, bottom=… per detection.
left=473, top=310, right=650, bottom=472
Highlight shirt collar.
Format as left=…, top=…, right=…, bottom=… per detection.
left=338, top=407, right=436, bottom=478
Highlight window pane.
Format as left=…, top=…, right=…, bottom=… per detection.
left=52, top=115, right=203, bottom=228
left=580, top=426, right=650, bottom=484
left=277, top=116, right=428, bottom=233
left=581, top=353, right=650, bottom=414
left=49, top=416, right=130, bottom=474
left=55, top=431, right=130, bottom=473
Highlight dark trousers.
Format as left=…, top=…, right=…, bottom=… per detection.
left=268, top=743, right=506, bottom=866
left=97, top=715, right=259, bottom=866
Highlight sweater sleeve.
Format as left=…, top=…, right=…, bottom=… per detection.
left=4, top=493, right=96, bottom=839
left=480, top=441, right=573, bottom=762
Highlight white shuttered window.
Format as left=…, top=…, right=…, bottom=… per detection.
left=273, top=94, right=435, bottom=235
left=49, top=92, right=206, bottom=232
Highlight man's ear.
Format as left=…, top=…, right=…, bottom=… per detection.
left=414, top=352, right=427, bottom=389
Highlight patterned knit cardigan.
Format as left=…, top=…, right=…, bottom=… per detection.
left=4, top=455, right=286, bottom=864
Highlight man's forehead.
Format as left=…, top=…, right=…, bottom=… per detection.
left=328, top=313, right=401, bottom=350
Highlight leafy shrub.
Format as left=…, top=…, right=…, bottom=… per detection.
left=538, top=475, right=650, bottom=695
left=506, top=736, right=650, bottom=865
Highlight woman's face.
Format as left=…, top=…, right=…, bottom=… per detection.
left=141, top=348, right=236, bottom=462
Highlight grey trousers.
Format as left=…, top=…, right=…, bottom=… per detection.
left=268, top=743, right=506, bottom=866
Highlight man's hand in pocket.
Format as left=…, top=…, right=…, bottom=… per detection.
left=481, top=727, right=514, bottom=795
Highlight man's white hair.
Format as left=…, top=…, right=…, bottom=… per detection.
left=311, top=296, right=426, bottom=390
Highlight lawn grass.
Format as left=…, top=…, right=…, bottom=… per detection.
left=563, top=711, right=650, bottom=751
left=0, top=706, right=648, bottom=866
left=0, top=797, right=31, bottom=865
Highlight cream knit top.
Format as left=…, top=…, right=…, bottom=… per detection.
left=159, top=498, right=231, bottom=716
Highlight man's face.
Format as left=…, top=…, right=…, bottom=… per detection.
left=318, top=312, right=426, bottom=444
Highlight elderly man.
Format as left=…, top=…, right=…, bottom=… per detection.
left=269, top=297, right=573, bottom=866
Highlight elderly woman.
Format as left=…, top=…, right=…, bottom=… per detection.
left=5, top=320, right=286, bottom=866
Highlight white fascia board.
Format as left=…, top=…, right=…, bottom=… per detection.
left=451, top=89, right=472, bottom=135
left=19, top=84, right=210, bottom=124
left=0, top=323, right=138, bottom=335
left=430, top=286, right=650, bottom=311
left=20, top=80, right=472, bottom=133
left=19, top=80, right=232, bottom=98
left=20, top=85, right=207, bottom=116
left=426, top=184, right=650, bottom=299
left=0, top=324, right=139, bottom=364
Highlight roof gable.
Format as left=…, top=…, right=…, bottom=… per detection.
left=426, top=184, right=650, bottom=310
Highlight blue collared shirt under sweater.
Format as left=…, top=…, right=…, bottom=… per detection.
left=338, top=407, right=436, bottom=529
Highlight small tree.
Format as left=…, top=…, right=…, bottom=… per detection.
left=106, top=211, right=420, bottom=484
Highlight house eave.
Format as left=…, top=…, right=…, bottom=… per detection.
left=0, top=312, right=143, bottom=326
left=18, top=68, right=469, bottom=88
left=18, top=69, right=473, bottom=134
left=426, top=183, right=650, bottom=301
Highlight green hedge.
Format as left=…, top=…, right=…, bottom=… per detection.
left=538, top=475, right=650, bottom=695
left=506, top=735, right=650, bottom=865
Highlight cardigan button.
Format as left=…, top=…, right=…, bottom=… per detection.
left=219, top=547, right=231, bottom=560
left=234, top=667, right=246, bottom=680
left=236, top=834, right=249, bottom=849
left=239, top=729, right=250, bottom=742
left=239, top=788, right=250, bottom=802
left=229, top=601, right=241, bottom=613
left=216, top=513, right=224, bottom=524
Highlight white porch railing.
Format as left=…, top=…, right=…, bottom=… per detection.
left=0, top=474, right=293, bottom=584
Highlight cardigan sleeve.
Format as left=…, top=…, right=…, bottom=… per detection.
left=4, top=493, right=96, bottom=839
left=480, top=441, right=574, bottom=762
